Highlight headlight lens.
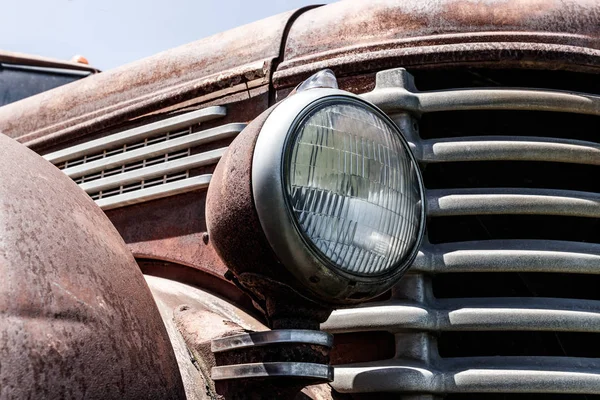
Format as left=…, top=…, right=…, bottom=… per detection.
left=285, top=99, right=423, bottom=277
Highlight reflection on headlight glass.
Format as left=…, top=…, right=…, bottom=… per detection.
left=287, top=102, right=422, bottom=276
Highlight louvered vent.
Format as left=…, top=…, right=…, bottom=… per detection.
left=45, top=106, right=245, bottom=210
left=323, top=68, right=600, bottom=398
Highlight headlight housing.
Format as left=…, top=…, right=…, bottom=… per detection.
left=207, top=79, right=425, bottom=305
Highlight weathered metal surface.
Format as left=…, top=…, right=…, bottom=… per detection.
left=144, top=275, right=266, bottom=400
left=0, top=49, right=99, bottom=72
left=0, top=8, right=306, bottom=152
left=139, top=260, right=258, bottom=315
left=275, top=0, right=600, bottom=88
left=0, top=134, right=185, bottom=399
left=4, top=0, right=600, bottom=152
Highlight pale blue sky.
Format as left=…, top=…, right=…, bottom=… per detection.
left=1, top=0, right=335, bottom=71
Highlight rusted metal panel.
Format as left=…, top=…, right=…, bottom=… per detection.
left=275, top=0, right=600, bottom=88
left=0, top=8, right=307, bottom=152
left=0, top=134, right=185, bottom=399
left=106, top=190, right=228, bottom=275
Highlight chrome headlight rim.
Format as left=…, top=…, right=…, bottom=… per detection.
left=252, top=88, right=426, bottom=300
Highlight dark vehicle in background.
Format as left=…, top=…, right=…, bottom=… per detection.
left=0, top=0, right=599, bottom=399
left=0, top=50, right=97, bottom=107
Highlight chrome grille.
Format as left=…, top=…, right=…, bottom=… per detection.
left=323, top=68, right=600, bottom=397
left=46, top=106, right=245, bottom=210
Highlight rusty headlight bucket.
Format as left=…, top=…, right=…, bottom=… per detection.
left=207, top=73, right=425, bottom=306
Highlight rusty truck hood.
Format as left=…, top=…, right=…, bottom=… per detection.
left=1, top=0, right=599, bottom=151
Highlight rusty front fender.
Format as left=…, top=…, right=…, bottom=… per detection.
left=0, top=134, right=185, bottom=399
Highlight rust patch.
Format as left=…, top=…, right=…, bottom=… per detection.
left=282, top=0, right=600, bottom=61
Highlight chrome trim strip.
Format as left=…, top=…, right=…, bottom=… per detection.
left=1, top=63, right=92, bottom=76
left=80, top=148, right=225, bottom=193
left=44, top=106, right=227, bottom=163
left=211, top=362, right=334, bottom=381
left=63, top=123, right=245, bottom=178
left=211, top=330, right=333, bottom=353
left=96, top=175, right=211, bottom=211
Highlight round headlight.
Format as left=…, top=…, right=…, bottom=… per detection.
left=251, top=88, right=425, bottom=302
left=286, top=99, right=422, bottom=276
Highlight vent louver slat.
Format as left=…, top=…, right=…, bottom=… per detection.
left=45, top=106, right=227, bottom=163
left=96, top=174, right=211, bottom=211
left=63, top=123, right=244, bottom=178
left=79, top=148, right=226, bottom=194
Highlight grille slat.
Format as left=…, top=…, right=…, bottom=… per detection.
left=412, top=240, right=600, bottom=274
left=332, top=357, right=600, bottom=394
left=96, top=174, right=211, bottom=211
left=417, top=136, right=600, bottom=165
left=427, top=188, right=600, bottom=218
left=324, top=297, right=600, bottom=333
